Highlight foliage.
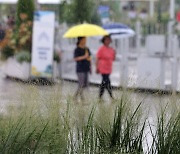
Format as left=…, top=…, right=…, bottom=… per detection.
left=1, top=0, right=34, bottom=60
left=149, top=106, right=180, bottom=154
left=15, top=51, right=31, bottom=63
left=16, top=0, right=34, bottom=51
left=140, top=14, right=169, bottom=35
left=71, top=0, right=93, bottom=23
left=160, top=13, right=170, bottom=24
left=95, top=99, right=145, bottom=153
left=0, top=29, right=15, bottom=60
left=16, top=0, right=34, bottom=28
left=1, top=46, right=14, bottom=60
left=54, top=52, right=60, bottom=63
left=3, top=18, right=32, bottom=53
left=16, top=18, right=32, bottom=51
left=1, top=22, right=32, bottom=61
left=59, top=1, right=68, bottom=23
left=176, top=0, right=180, bottom=4
left=0, top=91, right=180, bottom=153
left=59, top=0, right=100, bottom=25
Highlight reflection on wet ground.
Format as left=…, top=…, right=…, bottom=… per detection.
left=0, top=74, right=179, bottom=116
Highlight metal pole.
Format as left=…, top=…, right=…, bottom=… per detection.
left=167, top=0, right=175, bottom=55
left=149, top=0, right=155, bottom=17
left=121, top=38, right=129, bottom=88
left=171, top=35, right=178, bottom=92
left=167, top=21, right=174, bottom=56
left=169, top=0, right=177, bottom=92
left=160, top=55, right=166, bottom=90
left=170, top=0, right=175, bottom=19
left=136, top=21, right=141, bottom=54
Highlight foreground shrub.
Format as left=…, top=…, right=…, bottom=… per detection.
left=149, top=107, right=180, bottom=154
left=1, top=46, right=14, bottom=60
left=0, top=93, right=179, bottom=153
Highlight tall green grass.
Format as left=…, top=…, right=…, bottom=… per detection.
left=0, top=89, right=179, bottom=154
left=148, top=104, right=180, bottom=154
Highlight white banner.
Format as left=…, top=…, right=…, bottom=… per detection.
left=31, top=11, right=55, bottom=78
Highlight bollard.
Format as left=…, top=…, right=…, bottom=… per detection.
left=167, top=21, right=174, bottom=56
left=136, top=21, right=141, bottom=54
left=121, top=38, right=129, bottom=88
left=171, top=35, right=178, bottom=92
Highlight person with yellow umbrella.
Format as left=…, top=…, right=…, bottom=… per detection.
left=63, top=23, right=108, bottom=102
left=73, top=37, right=91, bottom=101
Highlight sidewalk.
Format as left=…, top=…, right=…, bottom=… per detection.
left=0, top=65, right=176, bottom=119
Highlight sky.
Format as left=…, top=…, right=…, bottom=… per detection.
left=0, top=0, right=61, bottom=4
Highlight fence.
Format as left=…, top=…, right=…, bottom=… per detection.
left=56, top=22, right=180, bottom=92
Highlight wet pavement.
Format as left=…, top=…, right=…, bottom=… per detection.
left=0, top=63, right=179, bottom=116
left=0, top=63, right=179, bottom=153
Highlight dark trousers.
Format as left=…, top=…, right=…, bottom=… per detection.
left=99, top=74, right=113, bottom=98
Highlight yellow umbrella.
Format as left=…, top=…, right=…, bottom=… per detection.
left=63, top=23, right=109, bottom=38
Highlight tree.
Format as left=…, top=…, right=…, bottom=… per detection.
left=71, top=0, right=93, bottom=23
left=157, top=0, right=162, bottom=23
left=59, top=0, right=68, bottom=23
left=59, top=0, right=100, bottom=25
left=15, top=0, right=35, bottom=51
left=177, top=0, right=180, bottom=4
left=16, top=0, right=35, bottom=28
